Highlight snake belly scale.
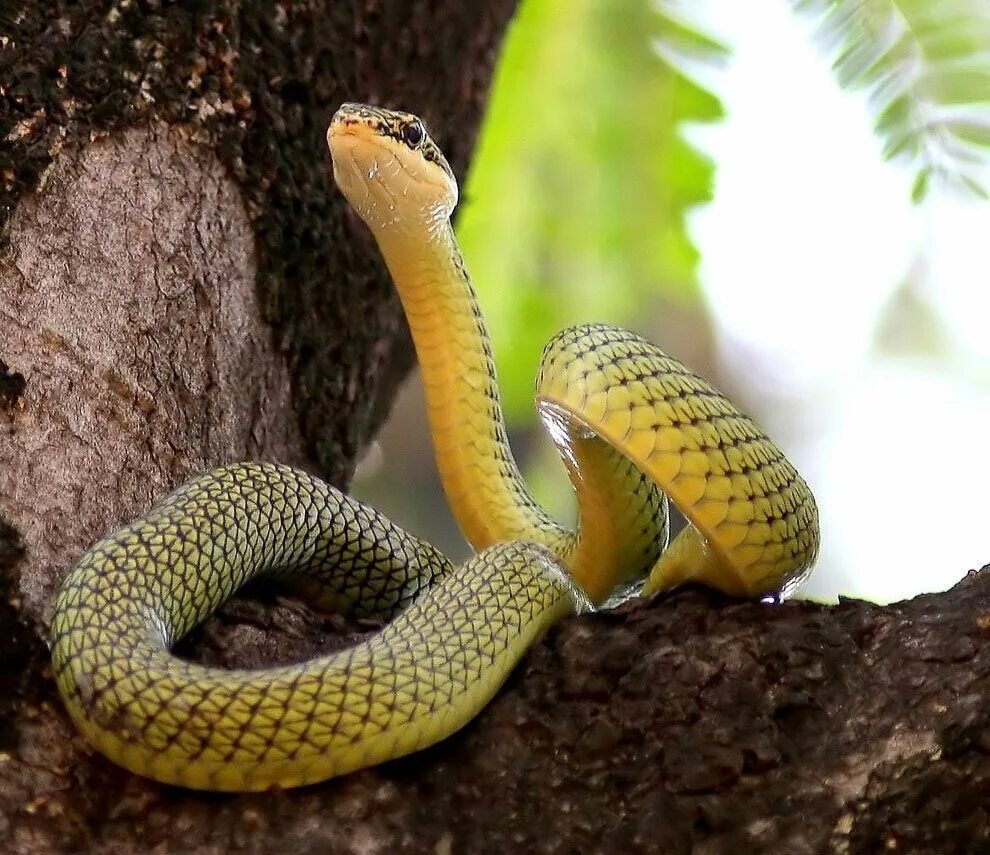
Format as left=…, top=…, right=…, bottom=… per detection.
left=50, top=103, right=820, bottom=791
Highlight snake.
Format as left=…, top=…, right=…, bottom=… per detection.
left=49, top=103, right=820, bottom=792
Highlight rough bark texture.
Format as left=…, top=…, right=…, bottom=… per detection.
left=1, top=0, right=514, bottom=622
left=2, top=2, right=988, bottom=854
left=2, top=123, right=306, bottom=621
left=5, top=559, right=990, bottom=853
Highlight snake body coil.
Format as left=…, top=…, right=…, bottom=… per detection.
left=51, top=104, right=819, bottom=791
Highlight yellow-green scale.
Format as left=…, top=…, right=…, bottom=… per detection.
left=50, top=464, right=586, bottom=791
left=375, top=223, right=669, bottom=602
left=50, top=103, right=821, bottom=794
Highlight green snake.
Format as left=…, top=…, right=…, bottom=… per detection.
left=50, top=103, right=820, bottom=791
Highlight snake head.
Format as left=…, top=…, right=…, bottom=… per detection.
left=327, top=103, right=458, bottom=238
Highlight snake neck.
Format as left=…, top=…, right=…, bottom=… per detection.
left=374, top=223, right=563, bottom=553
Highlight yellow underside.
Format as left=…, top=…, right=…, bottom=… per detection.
left=379, top=227, right=819, bottom=603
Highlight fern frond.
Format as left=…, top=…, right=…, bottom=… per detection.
left=793, top=0, right=990, bottom=199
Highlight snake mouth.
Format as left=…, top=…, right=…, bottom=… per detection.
left=326, top=117, right=397, bottom=220
left=328, top=114, right=378, bottom=146
left=327, top=103, right=409, bottom=168
left=326, top=115, right=382, bottom=169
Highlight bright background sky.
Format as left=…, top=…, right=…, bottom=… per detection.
left=689, top=0, right=990, bottom=602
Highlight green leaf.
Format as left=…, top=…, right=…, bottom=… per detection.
left=911, top=166, right=931, bottom=202
left=457, top=0, right=726, bottom=421
left=792, top=0, right=990, bottom=200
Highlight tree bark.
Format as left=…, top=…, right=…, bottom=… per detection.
left=2, top=2, right=988, bottom=853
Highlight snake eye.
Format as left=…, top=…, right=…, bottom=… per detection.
left=401, top=119, right=425, bottom=149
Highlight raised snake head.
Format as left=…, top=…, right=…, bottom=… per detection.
left=327, top=103, right=458, bottom=239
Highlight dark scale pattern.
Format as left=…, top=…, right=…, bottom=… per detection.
left=336, top=98, right=812, bottom=605
left=539, top=323, right=820, bottom=596
left=50, top=462, right=585, bottom=791
left=403, top=233, right=670, bottom=603
left=48, top=102, right=821, bottom=798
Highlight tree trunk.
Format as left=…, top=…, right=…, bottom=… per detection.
left=2, top=3, right=988, bottom=853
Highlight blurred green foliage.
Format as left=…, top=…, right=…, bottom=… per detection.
left=457, top=0, right=725, bottom=421
left=794, top=0, right=990, bottom=200
left=456, top=0, right=990, bottom=422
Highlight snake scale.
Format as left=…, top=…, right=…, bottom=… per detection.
left=50, top=104, right=820, bottom=791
